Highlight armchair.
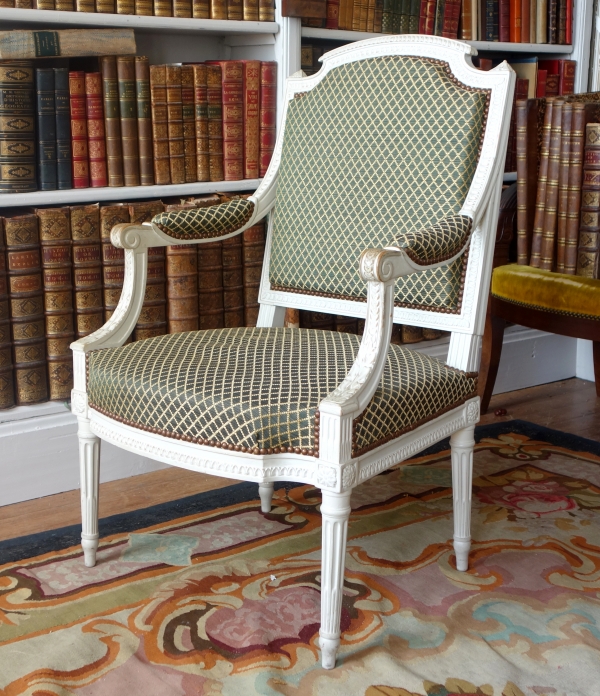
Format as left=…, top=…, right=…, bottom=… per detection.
left=71, top=36, right=514, bottom=670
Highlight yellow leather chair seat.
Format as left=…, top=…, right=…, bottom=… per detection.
left=491, top=264, right=600, bottom=320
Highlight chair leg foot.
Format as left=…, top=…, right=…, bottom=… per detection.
left=319, top=490, right=351, bottom=670
left=451, top=425, right=475, bottom=572
left=258, top=482, right=274, bottom=513
left=78, top=416, right=100, bottom=568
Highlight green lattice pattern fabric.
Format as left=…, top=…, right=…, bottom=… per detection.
left=390, top=214, right=473, bottom=265
left=270, top=55, right=489, bottom=310
left=152, top=199, right=254, bottom=240
left=87, top=328, right=477, bottom=456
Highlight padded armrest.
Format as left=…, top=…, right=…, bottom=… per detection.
left=152, top=198, right=255, bottom=240
left=387, top=214, right=472, bottom=266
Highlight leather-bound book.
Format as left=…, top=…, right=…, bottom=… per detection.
left=100, top=204, right=129, bottom=321
left=259, top=61, right=277, bottom=178
left=327, top=0, right=340, bottom=27
left=37, top=207, right=74, bottom=401
left=76, top=0, right=94, bottom=10
left=136, top=0, right=153, bottom=12
left=100, top=57, right=124, bottom=188
left=228, top=0, right=243, bottom=18
left=211, top=0, right=227, bottom=20
left=546, top=74, right=559, bottom=97
left=222, top=61, right=243, bottom=182
left=181, top=66, right=197, bottom=184
left=300, top=311, right=335, bottom=331
left=536, top=70, right=547, bottom=98
left=441, top=0, right=460, bottom=37
left=4, top=214, right=48, bottom=406
left=576, top=124, right=600, bottom=279
left=244, top=0, right=258, bottom=18
left=284, top=307, right=300, bottom=328
left=335, top=316, right=358, bottom=334
left=0, top=225, right=15, bottom=410
left=424, top=0, right=436, bottom=32
left=174, top=0, right=192, bottom=14
left=198, top=241, right=224, bottom=329
left=69, top=71, right=89, bottom=190
left=55, top=0, right=75, bottom=7
left=433, top=0, right=445, bottom=34
left=558, top=0, right=566, bottom=43
left=85, top=73, right=108, bottom=189
left=54, top=68, right=72, bottom=191
left=222, top=234, right=244, bottom=328
left=165, top=205, right=198, bottom=333
left=506, top=0, right=517, bottom=42
left=383, top=0, right=394, bottom=32
left=135, top=57, right=154, bottom=187
left=402, top=325, right=423, bottom=343
left=423, top=328, right=442, bottom=340
left=193, top=64, right=210, bottom=182
left=36, top=68, right=57, bottom=193
left=97, top=0, right=116, bottom=11
left=71, top=205, right=104, bottom=340
left=207, top=64, right=224, bottom=182
left=530, top=99, right=554, bottom=268
left=242, top=61, right=260, bottom=180
left=117, top=56, right=140, bottom=187
left=538, top=59, right=576, bottom=96
left=154, top=0, right=172, bottom=14
left=0, top=61, right=36, bottom=194
left=555, top=103, right=572, bottom=273
left=547, top=0, right=557, bottom=43
left=33, top=0, right=53, bottom=6
left=117, top=0, right=135, bottom=11
left=166, top=64, right=185, bottom=185
left=539, top=99, right=563, bottom=271
left=149, top=65, right=170, bottom=186
left=193, top=0, right=209, bottom=16
left=374, top=0, right=384, bottom=31
left=258, top=0, right=274, bottom=19
left=242, top=219, right=265, bottom=327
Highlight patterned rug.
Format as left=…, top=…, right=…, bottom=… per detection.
left=1, top=420, right=600, bottom=696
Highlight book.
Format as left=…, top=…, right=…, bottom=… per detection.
left=117, top=56, right=140, bottom=187
left=228, top=0, right=243, bottom=18
left=548, top=0, right=558, bottom=43
left=484, top=0, right=499, bottom=40
left=135, top=0, right=153, bottom=12
left=538, top=59, right=576, bottom=96
left=555, top=102, right=572, bottom=273
left=0, top=223, right=15, bottom=410
left=154, top=0, right=172, bottom=13
left=441, top=0, right=460, bottom=38
left=374, top=0, right=384, bottom=30
left=0, top=30, right=136, bottom=60
left=165, top=209, right=199, bottom=334
left=434, top=0, right=445, bottom=34
left=536, top=0, right=547, bottom=43
left=69, top=71, right=89, bottom=190
left=460, top=0, right=473, bottom=38
left=207, top=63, right=224, bottom=182
left=402, top=325, right=423, bottom=343
left=335, top=316, right=358, bottom=333
left=207, top=61, right=243, bottom=182
left=97, top=0, right=116, bottom=10
left=37, top=207, right=74, bottom=401
left=300, top=311, right=335, bottom=331
left=326, top=0, right=340, bottom=26
left=521, top=0, right=530, bottom=45
left=100, top=204, right=129, bottom=321
left=258, top=0, right=275, bottom=19
left=382, top=0, right=393, bottom=31
left=211, top=0, right=227, bottom=18
left=4, top=214, right=48, bottom=406
left=242, top=61, right=260, bottom=180
left=54, top=67, right=72, bottom=191
left=193, top=0, right=210, bottom=16
left=192, top=64, right=210, bottom=183
left=284, top=307, right=300, bottom=328
left=222, top=233, right=244, bottom=327
left=508, top=0, right=520, bottom=42
left=242, top=219, right=265, bottom=327
left=149, top=64, right=170, bottom=186
left=71, top=204, right=103, bottom=339
left=174, top=0, right=192, bottom=13
left=536, top=69, right=547, bottom=98
left=116, top=0, right=135, bottom=10
left=558, top=0, right=566, bottom=44
left=259, top=61, right=277, bottom=178
left=0, top=61, right=36, bottom=194
left=36, top=68, right=57, bottom=192
left=509, top=57, right=538, bottom=99
left=576, top=123, right=600, bottom=279
left=181, top=65, right=197, bottom=184
left=100, top=56, right=124, bottom=188
left=539, top=99, right=563, bottom=271
left=530, top=98, right=554, bottom=268
left=85, top=72, right=108, bottom=189
left=56, top=0, right=75, bottom=7
left=423, top=0, right=436, bottom=32
left=198, top=241, right=224, bottom=329
left=166, top=64, right=185, bottom=185
left=135, top=56, right=154, bottom=187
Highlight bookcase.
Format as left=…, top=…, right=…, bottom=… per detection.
left=0, top=2, right=595, bottom=506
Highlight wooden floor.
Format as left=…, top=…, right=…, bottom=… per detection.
left=0, top=378, right=598, bottom=543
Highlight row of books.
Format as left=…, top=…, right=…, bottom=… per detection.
left=0, top=57, right=277, bottom=194
left=0, top=193, right=266, bottom=410
left=309, top=0, right=572, bottom=43
left=0, top=0, right=275, bottom=20
left=516, top=93, right=600, bottom=279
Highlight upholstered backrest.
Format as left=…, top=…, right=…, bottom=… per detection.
left=268, top=54, right=490, bottom=313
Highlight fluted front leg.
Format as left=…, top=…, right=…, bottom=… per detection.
left=450, top=424, right=475, bottom=572
left=319, top=490, right=351, bottom=669
left=78, top=416, right=101, bottom=568
left=258, top=482, right=274, bottom=513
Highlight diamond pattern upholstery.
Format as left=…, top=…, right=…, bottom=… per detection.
left=153, top=199, right=254, bottom=240
left=390, top=215, right=473, bottom=265
left=87, top=328, right=477, bottom=456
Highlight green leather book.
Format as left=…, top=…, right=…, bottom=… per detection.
left=35, top=68, right=56, bottom=192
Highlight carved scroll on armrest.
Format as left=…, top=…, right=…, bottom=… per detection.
left=152, top=198, right=255, bottom=241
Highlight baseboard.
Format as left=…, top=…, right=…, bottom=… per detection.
left=0, top=327, right=585, bottom=507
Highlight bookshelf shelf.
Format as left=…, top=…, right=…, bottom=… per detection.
left=0, top=179, right=261, bottom=207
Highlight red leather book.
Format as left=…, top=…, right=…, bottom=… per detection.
left=418, top=0, right=427, bottom=32
left=259, top=61, right=277, bottom=178
left=565, top=0, right=572, bottom=44
left=520, top=0, right=529, bottom=44
left=508, top=0, right=519, bottom=42
left=423, top=0, right=436, bottom=33
left=538, top=59, right=576, bottom=96
left=536, top=70, right=547, bottom=97
left=441, top=0, right=460, bottom=38
left=69, top=71, right=89, bottom=189
left=85, top=73, right=108, bottom=189
left=326, top=0, right=340, bottom=26
left=242, top=60, right=260, bottom=180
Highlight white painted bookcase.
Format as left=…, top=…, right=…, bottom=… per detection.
left=0, top=2, right=594, bottom=506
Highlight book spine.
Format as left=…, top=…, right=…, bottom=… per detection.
left=326, top=0, right=340, bottom=27
left=424, top=0, right=436, bottom=32
left=407, top=0, right=419, bottom=31
left=54, top=68, right=72, bottom=191
left=516, top=98, right=537, bottom=265
left=181, top=65, right=197, bottom=184
left=166, top=243, right=199, bottom=333
left=259, top=61, right=276, bottom=178
left=398, top=0, right=409, bottom=32
left=487, top=0, right=499, bottom=40
left=222, top=234, right=244, bottom=328
left=211, top=0, right=227, bottom=17
left=37, top=207, right=74, bottom=401
left=193, top=0, right=210, bottom=15
left=508, top=0, right=519, bottom=42
left=258, top=0, right=274, bottom=20
left=0, top=61, right=36, bottom=194
left=117, top=0, right=135, bottom=11
left=100, top=204, right=129, bottom=321
left=36, top=68, right=57, bottom=193
left=539, top=99, right=563, bottom=270
left=215, top=61, right=243, bottom=182
left=530, top=99, right=553, bottom=268
left=242, top=61, right=260, bottom=180
left=207, top=64, right=224, bottom=183
left=576, top=124, right=600, bottom=279
left=382, top=0, right=394, bottom=32
left=198, top=241, right=224, bottom=330
left=0, top=226, right=15, bottom=410
left=557, top=0, right=566, bottom=43
left=441, top=0, right=460, bottom=38
left=228, top=0, right=243, bottom=18
left=117, top=56, right=140, bottom=187
left=96, top=0, right=115, bottom=11
left=521, top=0, right=530, bottom=43
left=242, top=220, right=265, bottom=327
left=100, top=57, right=124, bottom=188
left=335, top=316, right=358, bottom=334
left=76, top=0, right=95, bottom=10
left=536, top=69, right=547, bottom=97
left=135, top=0, right=152, bottom=10
left=85, top=73, right=108, bottom=190
left=154, top=0, right=172, bottom=13
left=165, top=64, right=185, bottom=185
left=564, top=0, right=571, bottom=44
left=4, top=214, right=48, bottom=405
left=69, top=71, right=89, bottom=190
left=193, top=64, right=209, bottom=183
left=374, top=0, right=384, bottom=31
left=243, top=0, right=258, bottom=18
left=71, top=205, right=103, bottom=339
left=149, top=65, right=170, bottom=186
left=14, top=0, right=33, bottom=6
left=174, top=0, right=192, bottom=14
left=434, top=0, right=445, bottom=34
left=547, top=0, right=558, bottom=43
left=559, top=60, right=576, bottom=95
left=564, top=103, right=585, bottom=274
left=135, top=57, right=154, bottom=187
left=555, top=102, right=572, bottom=272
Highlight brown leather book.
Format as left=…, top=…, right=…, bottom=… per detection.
left=423, top=328, right=443, bottom=340
left=0, top=223, right=15, bottom=410
left=198, top=241, right=224, bottom=329
left=242, top=220, right=265, bottom=327
left=402, top=325, right=423, bottom=343
left=284, top=307, right=300, bottom=328
left=258, top=0, right=274, bottom=19
left=242, top=61, right=260, bottom=180
left=165, top=206, right=199, bottom=334
left=100, top=56, right=124, bottom=188
left=4, top=214, right=48, bottom=406
left=516, top=99, right=542, bottom=265
left=222, top=234, right=244, bottom=328
left=576, top=123, right=600, bottom=279
left=96, top=0, right=116, bottom=11
left=166, top=64, right=185, bottom=185
left=210, top=0, right=227, bottom=16
left=85, top=73, right=108, bottom=189
left=207, top=61, right=243, bottom=182
left=299, top=311, right=335, bottom=331
left=149, top=65, right=170, bottom=186
left=37, top=207, right=74, bottom=401
left=555, top=103, right=572, bottom=273
left=117, top=0, right=135, bottom=11
left=193, top=64, right=210, bottom=182
left=71, top=205, right=104, bottom=340
left=228, top=0, right=243, bottom=17
left=193, top=0, right=209, bottom=15
left=100, top=204, right=129, bottom=322
left=117, top=56, right=140, bottom=187
left=530, top=99, right=554, bottom=268
left=207, top=64, right=224, bottom=182
left=174, top=0, right=192, bottom=13
left=244, top=0, right=259, bottom=18
left=540, top=99, right=564, bottom=271
left=76, top=0, right=95, bottom=10
left=335, top=316, right=358, bottom=334
left=154, top=0, right=172, bottom=14
left=181, top=66, right=197, bottom=184
left=259, top=61, right=277, bottom=178
left=69, top=71, right=89, bottom=190
left=135, top=0, right=153, bottom=12
left=135, top=57, right=154, bottom=187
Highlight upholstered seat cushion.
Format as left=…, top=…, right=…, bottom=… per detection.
left=492, top=264, right=600, bottom=319
left=87, top=328, right=477, bottom=457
